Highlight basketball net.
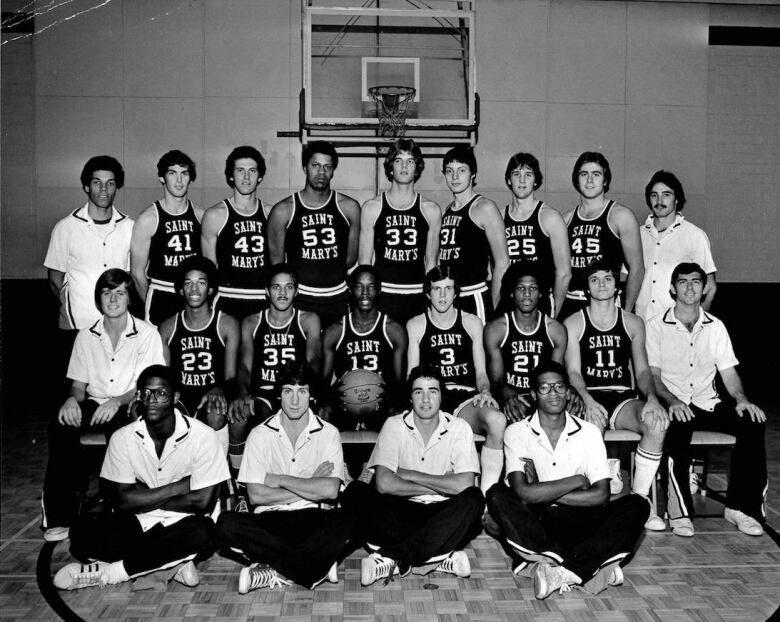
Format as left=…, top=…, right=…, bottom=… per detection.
left=368, top=86, right=416, bottom=138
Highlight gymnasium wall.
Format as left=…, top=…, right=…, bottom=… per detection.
left=1, top=0, right=778, bottom=281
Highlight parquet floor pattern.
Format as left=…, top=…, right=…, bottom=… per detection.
left=2, top=409, right=779, bottom=621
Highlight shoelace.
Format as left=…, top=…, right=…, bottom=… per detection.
left=558, top=582, right=572, bottom=595
left=74, top=564, right=106, bottom=588
left=437, top=557, right=455, bottom=573
left=380, top=559, right=398, bottom=586
left=267, top=573, right=291, bottom=589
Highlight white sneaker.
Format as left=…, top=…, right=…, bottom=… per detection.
left=238, top=563, right=290, bottom=594
left=172, top=561, right=199, bottom=587
left=533, top=563, right=581, bottom=599
left=689, top=468, right=699, bottom=495
left=43, top=526, right=70, bottom=542
left=608, top=566, right=624, bottom=586
left=724, top=508, right=764, bottom=536
left=434, top=551, right=470, bottom=578
left=644, top=508, right=666, bottom=532
left=670, top=517, right=695, bottom=537
left=360, top=553, right=399, bottom=587
left=608, top=459, right=623, bottom=495
left=53, top=562, right=109, bottom=590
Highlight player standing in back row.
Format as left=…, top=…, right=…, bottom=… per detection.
left=501, top=153, right=571, bottom=317
left=131, top=150, right=204, bottom=326
left=358, top=138, right=441, bottom=325
left=439, top=146, right=509, bottom=322
left=201, top=146, right=271, bottom=321
left=268, top=141, right=360, bottom=327
left=561, top=152, right=644, bottom=318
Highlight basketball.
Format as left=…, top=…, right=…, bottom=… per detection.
left=337, top=369, right=386, bottom=417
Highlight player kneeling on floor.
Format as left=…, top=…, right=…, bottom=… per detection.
left=485, top=361, right=649, bottom=599
left=53, top=365, right=229, bottom=591
left=216, top=361, right=355, bottom=593
left=341, top=364, right=485, bottom=587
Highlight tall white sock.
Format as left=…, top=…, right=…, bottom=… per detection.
left=632, top=447, right=662, bottom=497
left=480, top=446, right=503, bottom=493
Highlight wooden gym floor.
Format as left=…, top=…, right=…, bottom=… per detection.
left=1, top=400, right=779, bottom=622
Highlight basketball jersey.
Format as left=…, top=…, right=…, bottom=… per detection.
left=578, top=308, right=634, bottom=391
left=373, top=193, right=429, bottom=295
left=333, top=312, right=395, bottom=380
left=215, top=198, right=268, bottom=295
left=285, top=191, right=351, bottom=298
left=439, top=195, right=491, bottom=290
left=419, top=311, right=476, bottom=391
left=567, top=200, right=624, bottom=299
left=250, top=310, right=309, bottom=395
left=146, top=201, right=201, bottom=286
left=504, top=201, right=555, bottom=287
left=167, top=309, right=225, bottom=416
left=500, top=312, right=555, bottom=391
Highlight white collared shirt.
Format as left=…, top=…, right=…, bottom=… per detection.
left=369, top=411, right=479, bottom=503
left=645, top=307, right=738, bottom=411
left=101, top=410, right=230, bottom=531
left=504, top=412, right=610, bottom=485
left=67, top=314, right=165, bottom=403
left=637, top=214, right=716, bottom=320
left=44, top=204, right=134, bottom=329
left=239, top=410, right=344, bottom=513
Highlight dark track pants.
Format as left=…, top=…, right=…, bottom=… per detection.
left=486, top=484, right=648, bottom=580
left=70, top=512, right=216, bottom=577
left=216, top=507, right=356, bottom=588
left=42, top=400, right=130, bottom=529
left=342, top=481, right=484, bottom=569
left=664, top=402, right=767, bottom=521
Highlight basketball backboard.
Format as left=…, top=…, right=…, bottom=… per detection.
left=300, top=0, right=478, bottom=152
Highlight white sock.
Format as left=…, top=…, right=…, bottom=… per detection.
left=632, top=447, right=662, bottom=497
left=480, top=446, right=503, bottom=493
left=105, top=561, right=130, bottom=584
left=228, top=441, right=244, bottom=471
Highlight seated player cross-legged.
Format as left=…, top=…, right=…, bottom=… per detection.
left=159, top=256, right=240, bottom=436
left=320, top=264, right=408, bottom=433
left=564, top=260, right=668, bottom=530
left=484, top=263, right=569, bottom=424
left=216, top=361, right=355, bottom=592
left=53, top=365, right=229, bottom=591
left=486, top=361, right=649, bottom=599
left=342, top=365, right=485, bottom=586
left=42, top=269, right=165, bottom=542
left=646, top=262, right=767, bottom=538
left=407, top=265, right=506, bottom=493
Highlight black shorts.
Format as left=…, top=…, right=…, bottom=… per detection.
left=253, top=392, right=279, bottom=419
left=215, top=292, right=266, bottom=322
left=442, top=387, right=477, bottom=417
left=589, top=389, right=639, bottom=428
left=145, top=285, right=183, bottom=326
left=378, top=292, right=426, bottom=327
left=296, top=291, right=350, bottom=330
left=456, top=286, right=493, bottom=323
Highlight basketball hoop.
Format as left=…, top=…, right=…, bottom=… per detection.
left=368, top=85, right=416, bottom=138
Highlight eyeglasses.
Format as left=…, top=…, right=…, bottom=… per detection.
left=139, top=388, right=172, bottom=401
left=537, top=382, right=567, bottom=395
